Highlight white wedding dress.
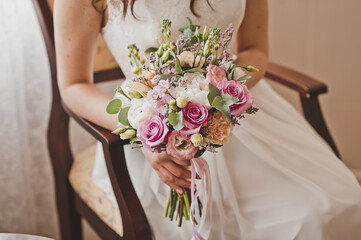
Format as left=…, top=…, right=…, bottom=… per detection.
left=92, top=0, right=361, bottom=239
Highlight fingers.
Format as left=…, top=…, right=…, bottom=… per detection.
left=159, top=166, right=191, bottom=189
left=163, top=161, right=192, bottom=179
left=169, top=157, right=191, bottom=167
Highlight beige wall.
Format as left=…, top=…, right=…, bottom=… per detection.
left=268, top=0, right=361, bottom=169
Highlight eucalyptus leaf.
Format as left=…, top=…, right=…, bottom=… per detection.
left=212, top=96, right=232, bottom=121
left=186, top=17, right=192, bottom=26
left=145, top=47, right=158, bottom=54
left=106, top=99, right=122, bottom=114
left=183, top=68, right=207, bottom=74
left=118, top=106, right=131, bottom=126
left=222, top=94, right=239, bottom=106
left=194, top=148, right=206, bottom=158
left=207, top=83, right=222, bottom=104
left=179, top=26, right=187, bottom=33
left=168, top=111, right=184, bottom=130
left=184, top=28, right=194, bottom=38
left=188, top=36, right=198, bottom=46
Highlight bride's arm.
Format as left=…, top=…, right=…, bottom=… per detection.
left=54, top=0, right=118, bottom=131
left=235, top=0, right=269, bottom=89
left=54, top=0, right=191, bottom=193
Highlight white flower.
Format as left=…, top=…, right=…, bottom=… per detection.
left=222, top=61, right=247, bottom=80
left=128, top=98, right=158, bottom=129
left=169, top=72, right=211, bottom=108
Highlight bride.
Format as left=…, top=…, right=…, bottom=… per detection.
left=54, top=0, right=361, bottom=239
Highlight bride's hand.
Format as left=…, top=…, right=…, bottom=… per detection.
left=141, top=147, right=192, bottom=194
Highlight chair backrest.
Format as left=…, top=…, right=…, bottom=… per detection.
left=31, top=0, right=125, bottom=174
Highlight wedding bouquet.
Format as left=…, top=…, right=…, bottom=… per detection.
left=107, top=18, right=258, bottom=239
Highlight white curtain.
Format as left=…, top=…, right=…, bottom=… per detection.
left=0, top=0, right=58, bottom=238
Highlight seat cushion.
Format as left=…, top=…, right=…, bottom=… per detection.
left=69, top=145, right=123, bottom=236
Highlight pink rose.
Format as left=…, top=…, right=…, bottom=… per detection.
left=166, top=131, right=198, bottom=160
left=181, top=102, right=209, bottom=134
left=137, top=115, right=169, bottom=150
left=218, top=80, right=254, bottom=116
left=206, top=64, right=228, bottom=86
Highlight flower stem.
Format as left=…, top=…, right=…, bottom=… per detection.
left=170, top=190, right=177, bottom=221
left=163, top=188, right=172, bottom=218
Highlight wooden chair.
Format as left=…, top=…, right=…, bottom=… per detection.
left=31, top=0, right=340, bottom=239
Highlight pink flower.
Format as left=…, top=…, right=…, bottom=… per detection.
left=181, top=102, right=209, bottom=134
left=206, top=64, right=228, bottom=87
left=218, top=80, right=254, bottom=116
left=137, top=115, right=169, bottom=150
left=166, top=131, right=198, bottom=160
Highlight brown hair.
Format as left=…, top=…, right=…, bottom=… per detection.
left=92, top=0, right=212, bottom=18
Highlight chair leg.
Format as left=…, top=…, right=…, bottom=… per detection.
left=55, top=178, right=83, bottom=240
left=300, top=95, right=341, bottom=158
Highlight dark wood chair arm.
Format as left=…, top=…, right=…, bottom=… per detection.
left=265, top=62, right=328, bottom=97
left=62, top=102, right=151, bottom=238
left=94, top=68, right=125, bottom=84
left=62, top=102, right=122, bottom=146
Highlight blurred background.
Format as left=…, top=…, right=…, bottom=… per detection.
left=0, top=0, right=360, bottom=239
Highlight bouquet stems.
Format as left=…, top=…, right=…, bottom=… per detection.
left=164, top=187, right=196, bottom=227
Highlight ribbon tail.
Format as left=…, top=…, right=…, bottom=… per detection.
left=190, top=157, right=212, bottom=240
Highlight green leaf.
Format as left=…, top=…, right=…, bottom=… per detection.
left=212, top=96, right=231, bottom=121
left=160, top=74, right=181, bottom=80
left=145, top=47, right=158, bottom=54
left=106, top=99, right=122, bottom=114
left=179, top=26, right=187, bottom=33
left=183, top=68, right=207, bottom=74
left=130, top=137, right=140, bottom=144
left=222, top=94, right=239, bottom=106
left=212, top=144, right=223, bottom=148
left=207, top=83, right=222, bottom=105
left=118, top=106, right=131, bottom=126
left=187, top=36, right=198, bottom=46
left=194, top=148, right=206, bottom=158
left=170, top=51, right=183, bottom=74
left=168, top=111, right=184, bottom=130
left=186, top=17, right=192, bottom=26
left=184, top=28, right=194, bottom=38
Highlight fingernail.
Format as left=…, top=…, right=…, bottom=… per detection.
left=176, top=189, right=183, bottom=194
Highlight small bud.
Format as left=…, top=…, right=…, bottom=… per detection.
left=245, top=65, right=259, bottom=72
left=161, top=49, right=171, bottom=63
left=169, top=99, right=177, bottom=106
left=202, top=26, right=209, bottom=41
left=120, top=129, right=136, bottom=140
left=128, top=91, right=142, bottom=99
left=176, top=97, right=188, bottom=108
left=157, top=45, right=164, bottom=56
left=190, top=133, right=203, bottom=147
left=195, top=26, right=201, bottom=39
left=112, top=127, right=127, bottom=135
left=203, top=40, right=211, bottom=57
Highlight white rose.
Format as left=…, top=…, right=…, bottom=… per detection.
left=169, top=72, right=211, bottom=108
left=128, top=98, right=158, bottom=129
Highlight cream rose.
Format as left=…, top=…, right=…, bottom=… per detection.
left=178, top=51, right=205, bottom=67
left=128, top=98, right=158, bottom=129
left=204, top=111, right=234, bottom=145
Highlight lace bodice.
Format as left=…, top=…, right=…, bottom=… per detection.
left=102, top=0, right=246, bottom=78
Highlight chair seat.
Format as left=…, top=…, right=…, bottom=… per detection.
left=69, top=145, right=123, bottom=237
